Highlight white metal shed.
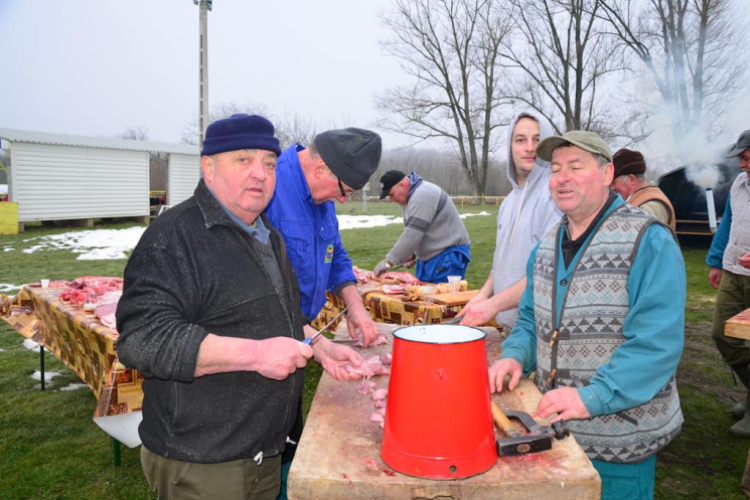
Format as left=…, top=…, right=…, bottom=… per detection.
left=0, top=128, right=199, bottom=225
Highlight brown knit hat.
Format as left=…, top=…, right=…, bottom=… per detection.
left=612, top=148, right=647, bottom=177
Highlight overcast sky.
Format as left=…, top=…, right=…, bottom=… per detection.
left=0, top=0, right=747, bottom=164
left=0, top=0, right=407, bottom=145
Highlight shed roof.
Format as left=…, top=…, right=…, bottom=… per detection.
left=0, top=127, right=199, bottom=156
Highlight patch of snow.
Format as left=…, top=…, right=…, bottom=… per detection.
left=22, top=339, right=40, bottom=350
left=11, top=213, right=480, bottom=261
left=460, top=211, right=491, bottom=219
left=0, top=348, right=4, bottom=352
left=22, top=227, right=146, bottom=260
left=0, top=283, right=21, bottom=293
left=3, top=247, right=13, bottom=252
left=337, top=215, right=403, bottom=230
left=31, top=370, right=62, bottom=386
left=60, top=383, right=88, bottom=392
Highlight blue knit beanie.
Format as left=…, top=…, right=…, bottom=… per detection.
left=201, top=114, right=281, bottom=157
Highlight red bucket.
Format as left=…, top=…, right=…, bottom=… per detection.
left=381, top=325, right=497, bottom=479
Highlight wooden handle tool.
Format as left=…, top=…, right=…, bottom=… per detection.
left=491, top=400, right=521, bottom=438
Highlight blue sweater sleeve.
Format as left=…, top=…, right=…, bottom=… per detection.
left=500, top=243, right=539, bottom=375
left=706, top=194, right=731, bottom=268
left=577, top=224, right=686, bottom=417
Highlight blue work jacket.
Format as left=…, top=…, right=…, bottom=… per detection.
left=265, top=144, right=357, bottom=321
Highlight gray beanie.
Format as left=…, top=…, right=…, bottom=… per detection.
left=315, top=128, right=382, bottom=190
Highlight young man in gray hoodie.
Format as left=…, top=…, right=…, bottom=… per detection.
left=457, top=112, right=561, bottom=329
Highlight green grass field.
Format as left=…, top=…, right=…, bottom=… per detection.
left=0, top=204, right=746, bottom=499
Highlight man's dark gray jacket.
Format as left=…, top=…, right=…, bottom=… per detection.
left=116, top=180, right=306, bottom=463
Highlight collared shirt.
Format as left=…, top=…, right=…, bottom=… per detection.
left=206, top=185, right=271, bottom=244
left=265, top=144, right=357, bottom=321
left=560, top=190, right=618, bottom=268
left=502, top=195, right=686, bottom=417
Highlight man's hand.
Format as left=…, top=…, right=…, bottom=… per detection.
left=373, top=259, right=390, bottom=276
left=252, top=337, right=313, bottom=381
left=536, top=387, right=590, bottom=422
left=403, top=255, right=417, bottom=269
left=312, top=337, right=366, bottom=381
left=708, top=267, right=723, bottom=289
left=739, top=253, right=750, bottom=270
left=457, top=298, right=497, bottom=327
left=488, top=358, right=522, bottom=393
left=347, top=306, right=379, bottom=347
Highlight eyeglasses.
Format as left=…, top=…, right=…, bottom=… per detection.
left=337, top=178, right=354, bottom=198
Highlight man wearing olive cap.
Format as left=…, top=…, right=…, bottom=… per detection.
left=490, top=130, right=685, bottom=499
left=611, top=148, right=676, bottom=229
left=705, top=129, right=750, bottom=437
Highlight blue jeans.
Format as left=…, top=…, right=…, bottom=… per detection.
left=591, top=455, right=656, bottom=500
left=415, top=245, right=470, bottom=283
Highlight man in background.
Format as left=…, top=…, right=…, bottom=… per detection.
left=458, top=112, right=561, bottom=328
left=610, top=148, right=676, bottom=229
left=373, top=169, right=470, bottom=283
left=706, top=129, right=750, bottom=437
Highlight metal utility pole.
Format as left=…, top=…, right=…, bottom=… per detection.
left=194, top=0, right=212, bottom=151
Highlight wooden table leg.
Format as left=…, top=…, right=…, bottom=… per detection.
left=112, top=438, right=121, bottom=467
left=39, top=345, right=45, bottom=391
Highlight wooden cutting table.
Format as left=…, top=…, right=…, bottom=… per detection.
left=724, top=308, right=750, bottom=496
left=289, top=322, right=600, bottom=499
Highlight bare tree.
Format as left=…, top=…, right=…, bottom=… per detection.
left=599, top=0, right=744, bottom=157
left=181, top=101, right=320, bottom=150
left=116, top=126, right=150, bottom=141
left=377, top=0, right=513, bottom=195
left=500, top=0, right=624, bottom=137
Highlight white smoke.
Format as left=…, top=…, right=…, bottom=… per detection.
left=689, top=164, right=721, bottom=189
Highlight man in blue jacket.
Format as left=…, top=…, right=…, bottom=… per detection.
left=490, top=131, right=685, bottom=499
left=265, top=127, right=382, bottom=498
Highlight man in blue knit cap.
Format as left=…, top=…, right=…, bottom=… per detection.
left=117, top=114, right=365, bottom=500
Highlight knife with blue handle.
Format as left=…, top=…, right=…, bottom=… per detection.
left=303, top=305, right=350, bottom=345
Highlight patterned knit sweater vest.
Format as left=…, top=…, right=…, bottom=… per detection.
left=532, top=204, right=683, bottom=463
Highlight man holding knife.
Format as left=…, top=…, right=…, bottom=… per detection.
left=116, top=115, right=363, bottom=500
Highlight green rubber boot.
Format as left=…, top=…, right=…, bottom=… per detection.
left=732, top=399, right=747, bottom=420
left=730, top=389, right=750, bottom=438
left=730, top=364, right=750, bottom=420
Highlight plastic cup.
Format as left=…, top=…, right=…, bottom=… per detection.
left=41, top=279, right=50, bottom=288
left=447, top=276, right=461, bottom=295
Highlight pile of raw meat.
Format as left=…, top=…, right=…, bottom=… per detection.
left=59, top=276, right=123, bottom=331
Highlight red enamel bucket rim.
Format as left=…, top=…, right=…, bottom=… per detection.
left=392, top=324, right=486, bottom=344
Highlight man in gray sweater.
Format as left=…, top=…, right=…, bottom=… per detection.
left=373, top=170, right=470, bottom=283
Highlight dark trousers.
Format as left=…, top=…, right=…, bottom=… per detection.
left=141, top=445, right=281, bottom=500
left=711, top=270, right=750, bottom=368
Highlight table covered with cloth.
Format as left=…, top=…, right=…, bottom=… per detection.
left=0, top=284, right=143, bottom=447
left=312, top=278, right=491, bottom=332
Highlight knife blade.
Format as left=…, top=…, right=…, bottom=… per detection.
left=303, top=305, right=350, bottom=345
left=442, top=317, right=461, bottom=325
